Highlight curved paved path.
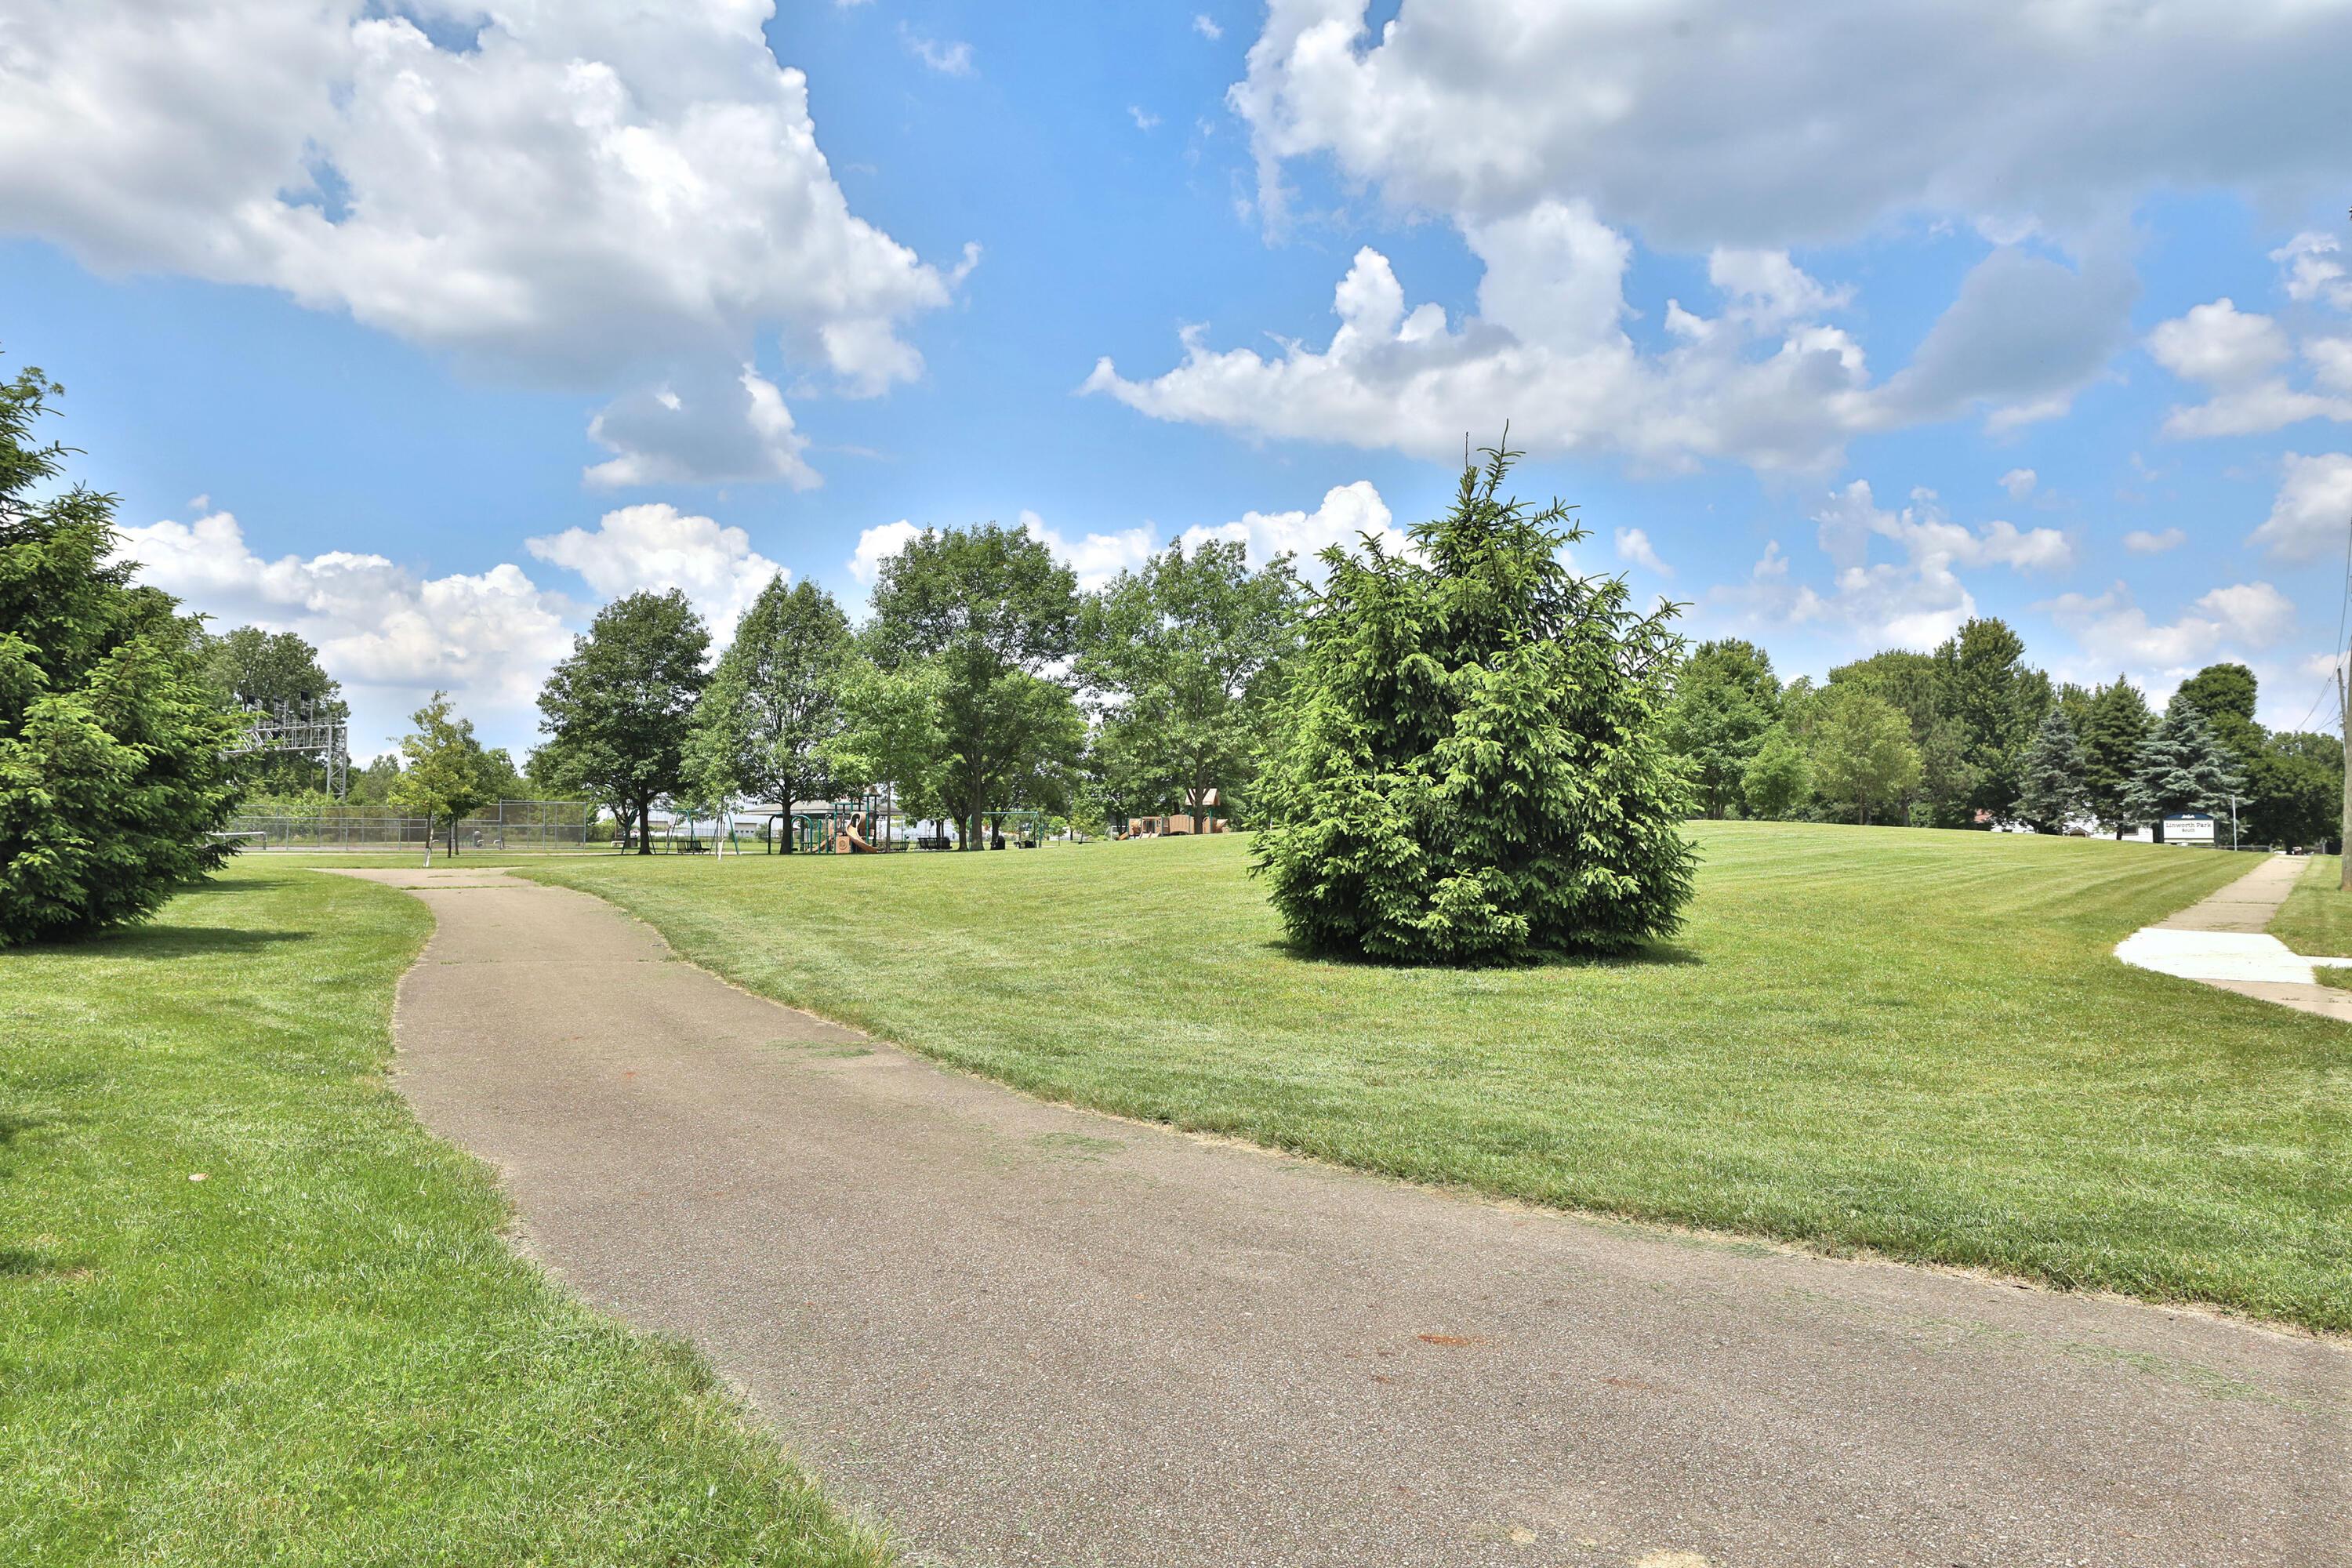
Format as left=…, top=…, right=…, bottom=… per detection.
left=346, top=866, right=2347, bottom=1568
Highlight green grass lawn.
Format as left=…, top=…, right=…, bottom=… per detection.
left=526, top=823, right=2350, bottom=1331
left=1, top=863, right=885, bottom=1567
left=2270, top=855, right=2352, bottom=959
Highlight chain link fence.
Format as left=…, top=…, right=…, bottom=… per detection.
left=226, top=799, right=592, bottom=851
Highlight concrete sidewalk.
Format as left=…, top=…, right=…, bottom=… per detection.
left=348, top=866, right=2348, bottom=1568
left=2116, top=853, right=2352, bottom=1020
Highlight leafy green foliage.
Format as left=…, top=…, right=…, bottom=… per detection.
left=1932, top=617, right=2049, bottom=815
left=687, top=575, right=851, bottom=833
left=1661, top=639, right=1780, bottom=818
left=1809, top=686, right=1921, bottom=825
left=2012, top=706, right=2089, bottom=833
left=839, top=524, right=1083, bottom=839
left=1076, top=538, right=1304, bottom=824
left=1740, top=724, right=1811, bottom=819
left=389, top=691, right=496, bottom=860
left=2122, top=695, right=2245, bottom=840
left=2172, top=662, right=2261, bottom=771
left=2242, top=729, right=2340, bottom=849
left=537, top=590, right=709, bottom=853
left=1253, top=443, right=1694, bottom=964
left=198, top=625, right=350, bottom=793
left=0, top=364, right=241, bottom=945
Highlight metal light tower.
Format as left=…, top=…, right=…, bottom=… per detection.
left=225, top=699, right=350, bottom=797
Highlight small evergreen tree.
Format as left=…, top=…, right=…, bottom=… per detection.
left=2012, top=706, right=2089, bottom=833
left=1253, top=441, right=1694, bottom=964
left=2122, top=696, right=2245, bottom=843
left=1, top=363, right=242, bottom=945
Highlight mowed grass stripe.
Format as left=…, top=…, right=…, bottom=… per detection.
left=524, top=823, right=2348, bottom=1330
left=0, top=863, right=887, bottom=1568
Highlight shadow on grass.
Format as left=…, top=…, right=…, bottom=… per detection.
left=0, top=1247, right=89, bottom=1280
left=92, top=925, right=314, bottom=960
left=1258, top=937, right=1704, bottom=971
left=0, top=1110, right=56, bottom=1145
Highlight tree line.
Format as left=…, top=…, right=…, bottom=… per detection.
left=1661, top=622, right=2332, bottom=846
left=532, top=524, right=1305, bottom=851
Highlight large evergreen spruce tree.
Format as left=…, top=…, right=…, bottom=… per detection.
left=2122, top=696, right=2243, bottom=842
left=2078, top=677, right=2152, bottom=837
left=0, top=364, right=241, bottom=944
left=2012, top=706, right=2089, bottom=833
left=1254, top=442, right=1694, bottom=964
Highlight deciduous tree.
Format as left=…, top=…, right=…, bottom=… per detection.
left=853, top=524, right=1083, bottom=844
left=390, top=692, right=495, bottom=863
left=537, top=590, right=709, bottom=854
left=1077, top=538, right=1304, bottom=826
left=1810, top=687, right=1922, bottom=826
left=687, top=575, right=851, bottom=846
left=1740, top=724, right=1811, bottom=820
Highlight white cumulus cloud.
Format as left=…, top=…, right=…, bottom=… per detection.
left=2249, top=452, right=2352, bottom=561
left=1179, top=480, right=1410, bottom=575
left=1229, top=2, right=2352, bottom=246
left=2123, top=528, right=2187, bottom=555
left=1088, top=216, right=2131, bottom=473
left=847, top=520, right=924, bottom=588
left=2042, top=580, right=2295, bottom=676
left=0, top=0, right=967, bottom=488
left=113, top=509, right=576, bottom=753
left=1614, top=528, right=1670, bottom=576
left=525, top=504, right=786, bottom=646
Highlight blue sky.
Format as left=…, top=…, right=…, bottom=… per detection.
left=5, top=1, right=2350, bottom=755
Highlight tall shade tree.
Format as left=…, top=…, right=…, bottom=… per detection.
left=1740, top=724, right=1812, bottom=820
left=1076, top=538, right=1305, bottom=824
left=2078, top=677, right=2153, bottom=837
left=1809, top=687, right=1922, bottom=826
left=389, top=691, right=494, bottom=864
left=1254, top=443, right=1695, bottom=965
left=0, top=363, right=241, bottom=946
left=2012, top=706, right=2089, bottom=833
left=199, top=625, right=350, bottom=795
left=1661, top=641, right=1780, bottom=820
left=687, top=575, right=851, bottom=847
left=851, top=524, right=1083, bottom=844
left=2244, top=731, right=2343, bottom=850
left=2122, top=695, right=2245, bottom=844
left=1933, top=617, right=2049, bottom=817
left=537, top=589, right=709, bottom=855
left=2172, top=662, right=2261, bottom=773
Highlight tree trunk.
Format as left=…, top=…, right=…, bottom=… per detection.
left=637, top=800, right=654, bottom=855
left=2152, top=817, right=2165, bottom=844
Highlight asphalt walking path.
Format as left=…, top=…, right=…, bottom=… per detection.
left=345, top=866, right=2348, bottom=1568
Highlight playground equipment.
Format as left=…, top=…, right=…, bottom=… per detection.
left=977, top=809, right=1047, bottom=849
